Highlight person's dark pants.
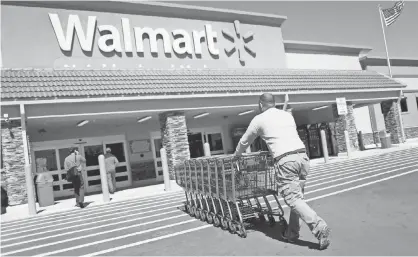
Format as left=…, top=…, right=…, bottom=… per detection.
left=72, top=173, right=85, bottom=205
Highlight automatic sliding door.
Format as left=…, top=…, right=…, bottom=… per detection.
left=83, top=144, right=103, bottom=193
left=105, top=142, right=130, bottom=188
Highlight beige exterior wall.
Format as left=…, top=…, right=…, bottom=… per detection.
left=1, top=4, right=286, bottom=69
left=285, top=53, right=363, bottom=70
left=284, top=51, right=375, bottom=135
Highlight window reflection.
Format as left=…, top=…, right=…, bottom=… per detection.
left=34, top=149, right=57, bottom=172
left=208, top=133, right=223, bottom=151
left=84, top=145, right=103, bottom=166
left=154, top=139, right=162, bottom=158
left=58, top=148, right=73, bottom=170
left=105, top=143, right=126, bottom=162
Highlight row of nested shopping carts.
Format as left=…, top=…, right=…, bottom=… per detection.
left=174, top=151, right=287, bottom=238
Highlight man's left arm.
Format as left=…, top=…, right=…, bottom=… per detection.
left=234, top=118, right=259, bottom=156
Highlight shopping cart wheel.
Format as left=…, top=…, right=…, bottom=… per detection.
left=221, top=217, right=229, bottom=230
left=195, top=208, right=201, bottom=219
left=258, top=213, right=266, bottom=222
left=213, top=214, right=221, bottom=227
left=206, top=211, right=214, bottom=224
left=268, top=215, right=276, bottom=227
left=238, top=224, right=247, bottom=238
left=228, top=220, right=237, bottom=234
left=189, top=206, right=194, bottom=216
left=200, top=210, right=207, bottom=222
left=185, top=204, right=190, bottom=213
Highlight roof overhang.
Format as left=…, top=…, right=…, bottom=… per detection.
left=284, top=40, right=373, bottom=57
left=360, top=56, right=418, bottom=67
left=1, top=69, right=406, bottom=106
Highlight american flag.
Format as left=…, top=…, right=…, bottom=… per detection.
left=381, top=1, right=405, bottom=26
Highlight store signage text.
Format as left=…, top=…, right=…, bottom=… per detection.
left=48, top=13, right=220, bottom=56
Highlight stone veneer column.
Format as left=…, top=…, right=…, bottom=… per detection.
left=1, top=122, right=28, bottom=205
left=381, top=100, right=404, bottom=144
left=159, top=111, right=190, bottom=179
left=332, top=103, right=359, bottom=154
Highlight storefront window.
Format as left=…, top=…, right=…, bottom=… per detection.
left=58, top=147, right=73, bottom=170
left=34, top=149, right=58, bottom=172
left=400, top=98, right=408, bottom=112
left=154, top=138, right=162, bottom=158
left=208, top=133, right=223, bottom=151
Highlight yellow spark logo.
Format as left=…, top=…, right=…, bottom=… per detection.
left=222, top=20, right=256, bottom=65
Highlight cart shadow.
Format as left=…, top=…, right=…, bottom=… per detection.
left=177, top=204, right=319, bottom=250
left=250, top=221, right=319, bottom=250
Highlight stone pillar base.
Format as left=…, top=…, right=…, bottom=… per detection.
left=332, top=103, right=359, bottom=155
left=381, top=100, right=403, bottom=144
left=159, top=111, right=190, bottom=180
left=1, top=122, right=28, bottom=205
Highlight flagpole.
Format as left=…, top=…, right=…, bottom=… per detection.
left=378, top=4, right=393, bottom=78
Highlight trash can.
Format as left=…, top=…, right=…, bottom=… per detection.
left=379, top=130, right=392, bottom=149
left=35, top=173, right=55, bottom=207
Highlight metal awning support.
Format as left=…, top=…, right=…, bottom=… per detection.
left=20, top=104, right=37, bottom=216
left=283, top=94, right=289, bottom=110
left=397, top=90, right=406, bottom=143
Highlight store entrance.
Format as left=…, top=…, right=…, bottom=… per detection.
left=31, top=135, right=131, bottom=199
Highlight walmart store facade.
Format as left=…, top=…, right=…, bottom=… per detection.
left=1, top=1, right=417, bottom=205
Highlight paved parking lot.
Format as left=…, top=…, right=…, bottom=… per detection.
left=1, top=147, right=418, bottom=256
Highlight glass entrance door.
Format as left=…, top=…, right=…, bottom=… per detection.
left=32, top=135, right=130, bottom=198
left=189, top=127, right=225, bottom=157
left=104, top=142, right=130, bottom=188
left=203, top=127, right=225, bottom=156
left=81, top=144, right=103, bottom=193
left=150, top=135, right=164, bottom=182
left=82, top=140, right=130, bottom=193
left=188, top=131, right=204, bottom=158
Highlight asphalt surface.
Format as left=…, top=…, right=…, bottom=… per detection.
left=1, top=147, right=418, bottom=256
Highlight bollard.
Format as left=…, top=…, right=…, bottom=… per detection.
left=344, top=130, right=351, bottom=158
left=160, top=148, right=171, bottom=191
left=320, top=130, right=329, bottom=163
left=25, top=164, right=37, bottom=216
left=203, top=142, right=211, bottom=157
left=98, top=155, right=110, bottom=203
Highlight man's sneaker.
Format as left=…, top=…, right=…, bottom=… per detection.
left=76, top=203, right=85, bottom=209
left=281, top=230, right=299, bottom=243
left=318, top=226, right=331, bottom=250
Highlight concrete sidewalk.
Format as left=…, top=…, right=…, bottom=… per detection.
left=1, top=180, right=183, bottom=223
left=2, top=138, right=418, bottom=223
left=309, top=138, right=418, bottom=167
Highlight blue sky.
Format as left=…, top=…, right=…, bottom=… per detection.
left=177, top=1, right=418, bottom=59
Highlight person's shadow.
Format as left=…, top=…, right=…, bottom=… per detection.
left=250, top=218, right=320, bottom=250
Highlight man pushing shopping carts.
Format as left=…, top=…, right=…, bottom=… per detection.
left=233, top=93, right=331, bottom=250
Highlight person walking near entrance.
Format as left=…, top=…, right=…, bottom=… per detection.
left=234, top=93, right=331, bottom=250
left=64, top=148, right=86, bottom=209
left=104, top=148, right=119, bottom=194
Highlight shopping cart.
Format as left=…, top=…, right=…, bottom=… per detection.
left=175, top=152, right=288, bottom=238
